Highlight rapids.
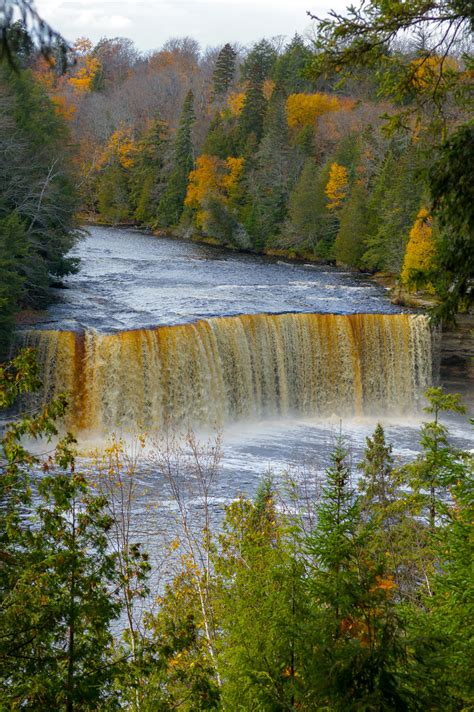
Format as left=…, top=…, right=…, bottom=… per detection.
left=20, top=226, right=436, bottom=434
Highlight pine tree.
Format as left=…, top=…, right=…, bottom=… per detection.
left=287, top=158, right=335, bottom=256
left=216, top=479, right=306, bottom=710
left=212, top=43, right=237, bottom=97
left=362, top=141, right=423, bottom=273
left=304, top=441, right=416, bottom=710
left=272, top=34, right=314, bottom=94
left=334, top=182, right=369, bottom=267
left=0, top=213, right=28, bottom=357
left=241, top=39, right=277, bottom=84
left=130, top=117, right=169, bottom=224
left=236, top=79, right=267, bottom=151
left=0, top=357, right=122, bottom=710
left=157, top=90, right=195, bottom=227
left=244, top=90, right=294, bottom=248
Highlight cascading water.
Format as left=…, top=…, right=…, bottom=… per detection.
left=22, top=312, right=433, bottom=434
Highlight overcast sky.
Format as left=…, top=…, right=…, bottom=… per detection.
left=35, top=0, right=348, bottom=52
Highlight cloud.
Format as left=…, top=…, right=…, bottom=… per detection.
left=73, top=10, right=132, bottom=30
left=35, top=0, right=343, bottom=50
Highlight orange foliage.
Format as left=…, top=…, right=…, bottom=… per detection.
left=51, top=94, right=76, bottom=121
left=69, top=55, right=101, bottom=93
left=286, top=93, right=352, bottom=128
left=401, top=208, right=435, bottom=290
left=185, top=155, right=222, bottom=209
left=325, top=162, right=349, bottom=210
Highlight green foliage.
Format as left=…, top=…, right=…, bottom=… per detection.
left=287, top=158, right=335, bottom=255
left=130, top=117, right=169, bottom=225
left=212, top=43, right=237, bottom=97
left=0, top=64, right=79, bottom=353
left=362, top=143, right=424, bottom=273
left=241, top=39, right=277, bottom=84
left=237, top=79, right=267, bottom=151
left=334, top=181, right=369, bottom=267
left=158, top=90, right=195, bottom=227
left=403, top=387, right=466, bottom=529
left=0, top=351, right=122, bottom=710
left=428, top=121, right=474, bottom=322
left=272, top=34, right=314, bottom=94
left=215, top=479, right=307, bottom=710
left=97, top=162, right=132, bottom=224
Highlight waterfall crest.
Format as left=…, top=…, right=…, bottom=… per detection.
left=23, top=313, right=433, bottom=432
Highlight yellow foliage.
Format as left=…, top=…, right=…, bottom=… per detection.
left=185, top=154, right=222, bottom=224
left=69, top=55, right=101, bottom=93
left=226, top=92, right=246, bottom=116
left=263, top=79, right=275, bottom=100
left=401, top=208, right=435, bottom=290
left=51, top=95, right=76, bottom=121
left=99, top=128, right=137, bottom=170
left=325, top=162, right=349, bottom=210
left=222, top=156, right=245, bottom=193
left=411, top=55, right=459, bottom=89
left=286, top=92, right=347, bottom=128
left=185, top=154, right=245, bottom=229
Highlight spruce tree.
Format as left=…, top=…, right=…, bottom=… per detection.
left=304, top=441, right=415, bottom=710
left=212, top=43, right=237, bottom=96
left=236, top=79, right=267, bottom=151
left=334, top=181, right=369, bottom=267
left=287, top=158, right=335, bottom=256
left=130, top=116, right=169, bottom=224
left=157, top=90, right=195, bottom=227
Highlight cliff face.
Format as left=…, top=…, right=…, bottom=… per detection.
left=440, top=315, right=474, bottom=411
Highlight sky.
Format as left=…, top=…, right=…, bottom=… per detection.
left=35, top=0, right=347, bottom=52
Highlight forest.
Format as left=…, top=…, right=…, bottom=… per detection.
left=0, top=0, right=473, bottom=709
left=1, top=2, right=473, bottom=356
left=0, top=351, right=473, bottom=710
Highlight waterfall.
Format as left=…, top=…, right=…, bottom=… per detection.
left=22, top=313, right=433, bottom=433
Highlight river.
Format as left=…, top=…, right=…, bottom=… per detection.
left=21, top=225, right=472, bottom=591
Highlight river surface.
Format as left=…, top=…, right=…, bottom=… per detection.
left=38, top=226, right=408, bottom=332
left=28, top=226, right=472, bottom=599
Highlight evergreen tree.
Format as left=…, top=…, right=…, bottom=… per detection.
left=334, top=181, right=369, bottom=267
left=158, top=90, right=195, bottom=227
left=244, top=90, right=294, bottom=249
left=363, top=142, right=423, bottom=273
left=272, top=34, right=314, bottom=94
left=287, top=158, right=335, bottom=256
left=241, top=39, right=277, bottom=84
left=212, top=43, right=237, bottom=97
left=216, top=479, right=307, bottom=709
left=404, top=387, right=466, bottom=529
left=236, top=79, right=267, bottom=152
left=304, top=441, right=417, bottom=710
left=0, top=356, right=122, bottom=710
left=202, top=112, right=237, bottom=160
left=0, top=64, right=79, bottom=350
left=0, top=213, right=28, bottom=357
left=130, top=117, right=169, bottom=224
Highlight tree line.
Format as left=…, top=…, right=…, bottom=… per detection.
left=0, top=351, right=472, bottom=710
left=0, top=6, right=472, bottom=355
